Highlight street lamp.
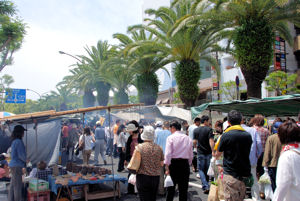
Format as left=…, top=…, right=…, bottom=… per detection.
left=58, top=51, right=81, bottom=63
left=26, top=88, right=41, bottom=100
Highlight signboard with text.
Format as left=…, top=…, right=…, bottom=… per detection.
left=5, top=88, right=26, bottom=104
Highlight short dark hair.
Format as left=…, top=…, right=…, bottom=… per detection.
left=84, top=127, right=91, bottom=136
left=194, top=117, right=201, bottom=123
left=201, top=115, right=209, bottom=123
left=116, top=119, right=121, bottom=124
left=278, top=120, right=300, bottom=144
left=228, top=110, right=242, bottom=125
left=170, top=121, right=181, bottom=131
left=163, top=121, right=170, bottom=128
left=38, top=161, right=47, bottom=170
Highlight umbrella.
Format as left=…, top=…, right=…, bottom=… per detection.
left=0, top=111, right=15, bottom=118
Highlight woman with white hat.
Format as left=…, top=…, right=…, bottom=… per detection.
left=125, top=120, right=143, bottom=194
left=134, top=126, right=164, bottom=201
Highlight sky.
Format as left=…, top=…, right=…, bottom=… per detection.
left=2, top=0, right=149, bottom=100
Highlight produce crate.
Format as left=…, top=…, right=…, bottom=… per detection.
left=27, top=190, right=50, bottom=201
left=71, top=185, right=83, bottom=200
left=29, top=179, right=49, bottom=192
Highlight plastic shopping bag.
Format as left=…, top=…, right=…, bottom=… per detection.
left=264, top=183, right=274, bottom=200
left=164, top=175, right=174, bottom=187
left=128, top=174, right=136, bottom=185
left=207, top=157, right=215, bottom=177
left=258, top=172, right=271, bottom=184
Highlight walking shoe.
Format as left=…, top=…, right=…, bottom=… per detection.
left=203, top=189, right=209, bottom=194
left=196, top=173, right=200, bottom=178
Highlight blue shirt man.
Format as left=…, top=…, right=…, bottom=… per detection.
left=155, top=122, right=171, bottom=154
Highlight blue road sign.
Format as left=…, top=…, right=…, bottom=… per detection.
left=5, top=88, right=26, bottom=104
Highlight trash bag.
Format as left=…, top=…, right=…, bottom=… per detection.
left=164, top=175, right=174, bottom=187
left=207, top=157, right=215, bottom=177
left=259, top=172, right=271, bottom=184
left=264, top=183, right=274, bottom=200
left=128, top=174, right=136, bottom=185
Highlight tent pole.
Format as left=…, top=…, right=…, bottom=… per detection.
left=82, top=113, right=85, bottom=126
left=108, top=108, right=116, bottom=200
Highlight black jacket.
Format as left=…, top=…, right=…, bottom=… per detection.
left=125, top=134, right=143, bottom=162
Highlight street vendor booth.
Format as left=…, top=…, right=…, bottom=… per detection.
left=191, top=94, right=300, bottom=119
left=0, top=103, right=142, bottom=201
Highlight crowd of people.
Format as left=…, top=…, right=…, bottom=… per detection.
left=1, top=111, right=300, bottom=201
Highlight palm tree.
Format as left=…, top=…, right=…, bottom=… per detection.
left=60, top=65, right=95, bottom=108
left=101, top=49, right=136, bottom=104
left=174, top=0, right=300, bottom=98
left=127, top=1, right=223, bottom=107
left=113, top=30, right=170, bottom=105
left=78, top=40, right=113, bottom=106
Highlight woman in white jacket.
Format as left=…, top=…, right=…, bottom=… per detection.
left=273, top=120, right=300, bottom=201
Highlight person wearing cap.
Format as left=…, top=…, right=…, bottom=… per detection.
left=94, top=121, right=107, bottom=165
left=154, top=121, right=163, bottom=142
left=135, top=126, right=164, bottom=201
left=165, top=121, right=193, bottom=201
left=8, top=125, right=27, bottom=201
left=125, top=120, right=143, bottom=194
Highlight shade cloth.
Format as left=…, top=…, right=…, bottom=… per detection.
left=191, top=94, right=300, bottom=119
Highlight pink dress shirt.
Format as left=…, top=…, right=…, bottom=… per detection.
left=164, top=131, right=193, bottom=165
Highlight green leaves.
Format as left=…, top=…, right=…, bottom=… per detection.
left=265, top=71, right=300, bottom=96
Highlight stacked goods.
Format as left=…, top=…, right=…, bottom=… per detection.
left=65, top=163, right=112, bottom=176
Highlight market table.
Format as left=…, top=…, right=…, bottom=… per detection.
left=48, top=174, right=127, bottom=201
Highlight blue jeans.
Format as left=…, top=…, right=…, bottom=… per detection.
left=105, top=138, right=113, bottom=155
left=197, top=153, right=212, bottom=190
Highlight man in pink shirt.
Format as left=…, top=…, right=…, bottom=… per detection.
left=165, top=121, right=193, bottom=201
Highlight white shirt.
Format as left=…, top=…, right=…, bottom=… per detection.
left=79, top=135, right=94, bottom=150
left=273, top=146, right=300, bottom=201
left=188, top=124, right=198, bottom=140
left=117, top=132, right=129, bottom=148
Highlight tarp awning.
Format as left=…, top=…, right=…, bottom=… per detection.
left=191, top=94, right=300, bottom=119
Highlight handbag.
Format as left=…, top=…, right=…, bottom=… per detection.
left=75, top=135, right=85, bottom=155
left=127, top=144, right=142, bottom=172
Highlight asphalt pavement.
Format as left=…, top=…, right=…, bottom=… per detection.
left=81, top=154, right=208, bottom=201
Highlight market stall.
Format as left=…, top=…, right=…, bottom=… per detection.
left=191, top=94, right=300, bottom=119
left=0, top=103, right=143, bottom=201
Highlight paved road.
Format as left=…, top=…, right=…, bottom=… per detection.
left=82, top=154, right=208, bottom=201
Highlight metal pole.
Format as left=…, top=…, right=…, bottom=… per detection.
left=108, top=108, right=116, bottom=201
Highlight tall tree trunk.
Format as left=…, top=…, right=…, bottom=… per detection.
left=175, top=59, right=201, bottom=107
left=136, top=72, right=159, bottom=105
left=234, top=18, right=273, bottom=99
left=114, top=88, right=129, bottom=104
left=83, top=88, right=95, bottom=107
left=95, top=81, right=111, bottom=106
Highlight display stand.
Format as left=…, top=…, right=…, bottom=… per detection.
left=83, top=181, right=121, bottom=201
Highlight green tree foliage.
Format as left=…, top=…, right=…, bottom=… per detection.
left=0, top=0, right=26, bottom=72
left=0, top=74, right=13, bottom=109
left=218, top=80, right=241, bottom=100
left=127, top=1, right=223, bottom=107
left=114, top=30, right=168, bottom=105
left=173, top=0, right=300, bottom=99
left=265, top=71, right=300, bottom=96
